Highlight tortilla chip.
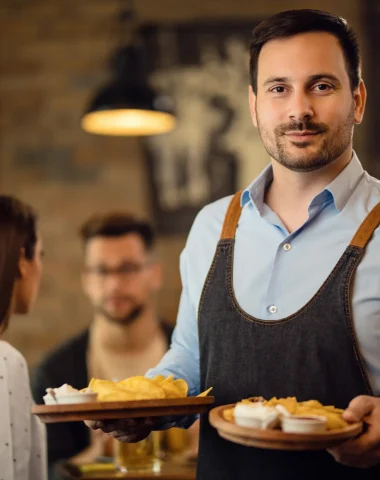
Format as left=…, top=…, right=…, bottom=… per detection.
left=161, top=382, right=186, bottom=398
left=265, top=397, right=298, bottom=414
left=197, top=387, right=213, bottom=397
left=171, top=379, right=188, bottom=396
left=100, top=389, right=140, bottom=402
left=87, top=374, right=198, bottom=401
left=117, top=377, right=166, bottom=399
left=259, top=396, right=348, bottom=430
left=223, top=407, right=235, bottom=422
left=161, top=375, right=175, bottom=384
left=152, top=375, right=167, bottom=384
left=88, top=378, right=120, bottom=398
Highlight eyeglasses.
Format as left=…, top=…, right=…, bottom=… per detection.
left=84, top=262, right=148, bottom=280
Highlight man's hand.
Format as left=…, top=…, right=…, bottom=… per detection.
left=328, top=395, right=380, bottom=468
left=85, top=416, right=177, bottom=443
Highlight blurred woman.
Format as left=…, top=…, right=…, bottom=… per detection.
left=0, top=195, right=46, bottom=480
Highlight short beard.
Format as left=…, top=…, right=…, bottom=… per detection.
left=256, top=104, right=355, bottom=172
left=97, top=304, right=145, bottom=326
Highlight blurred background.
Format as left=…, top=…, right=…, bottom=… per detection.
left=1, top=0, right=379, bottom=370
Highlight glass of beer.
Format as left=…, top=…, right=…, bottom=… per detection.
left=113, top=432, right=162, bottom=473
left=164, top=427, right=189, bottom=454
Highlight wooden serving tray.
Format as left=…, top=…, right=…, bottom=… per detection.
left=209, top=404, right=363, bottom=451
left=32, top=396, right=214, bottom=424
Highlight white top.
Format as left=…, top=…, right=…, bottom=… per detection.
left=0, top=340, right=47, bottom=480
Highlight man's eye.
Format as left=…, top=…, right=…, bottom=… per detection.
left=119, top=266, right=133, bottom=274
left=270, top=86, right=286, bottom=93
left=96, top=268, right=108, bottom=275
left=314, top=84, right=332, bottom=91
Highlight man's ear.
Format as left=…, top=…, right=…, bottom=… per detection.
left=18, top=248, right=27, bottom=278
left=353, top=80, right=367, bottom=125
left=81, top=271, right=90, bottom=297
left=249, top=86, right=258, bottom=128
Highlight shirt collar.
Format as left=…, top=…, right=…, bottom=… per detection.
left=241, top=164, right=272, bottom=214
left=241, top=151, right=364, bottom=214
left=323, top=151, right=364, bottom=212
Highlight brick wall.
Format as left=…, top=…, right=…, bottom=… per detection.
left=0, top=0, right=364, bottom=368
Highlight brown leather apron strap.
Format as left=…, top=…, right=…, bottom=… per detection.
left=220, top=191, right=243, bottom=240
left=220, top=194, right=380, bottom=246
left=350, top=202, right=380, bottom=248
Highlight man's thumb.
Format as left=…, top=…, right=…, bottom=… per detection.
left=342, top=395, right=374, bottom=423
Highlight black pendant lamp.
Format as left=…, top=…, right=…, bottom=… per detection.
left=81, top=5, right=176, bottom=136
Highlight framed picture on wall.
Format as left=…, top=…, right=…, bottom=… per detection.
left=140, top=20, right=261, bottom=235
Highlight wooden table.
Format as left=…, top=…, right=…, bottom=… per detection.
left=57, top=458, right=197, bottom=480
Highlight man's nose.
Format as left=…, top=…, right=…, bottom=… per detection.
left=103, top=272, right=125, bottom=290
left=288, top=91, right=314, bottom=123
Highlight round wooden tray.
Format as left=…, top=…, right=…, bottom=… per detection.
left=32, top=396, right=214, bottom=424
left=209, top=404, right=363, bottom=451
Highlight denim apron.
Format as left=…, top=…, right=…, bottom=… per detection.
left=197, top=192, right=380, bottom=479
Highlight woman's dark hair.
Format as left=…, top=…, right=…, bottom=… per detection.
left=0, top=196, right=38, bottom=332
left=249, top=9, right=361, bottom=93
left=80, top=212, right=155, bottom=251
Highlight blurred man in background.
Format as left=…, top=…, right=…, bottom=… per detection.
left=32, top=212, right=178, bottom=478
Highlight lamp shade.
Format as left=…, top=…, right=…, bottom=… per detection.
left=81, top=44, right=176, bottom=136
left=81, top=81, right=176, bottom=136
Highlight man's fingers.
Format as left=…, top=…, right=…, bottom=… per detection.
left=342, top=395, right=375, bottom=423
left=84, top=415, right=174, bottom=443
left=98, top=419, right=139, bottom=433
left=329, top=444, right=380, bottom=469
left=85, top=417, right=158, bottom=431
left=114, top=433, right=148, bottom=443
left=328, top=397, right=380, bottom=469
left=112, top=428, right=152, bottom=443
left=84, top=420, right=103, bottom=430
left=332, top=429, right=378, bottom=456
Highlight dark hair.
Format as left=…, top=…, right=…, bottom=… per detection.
left=79, top=212, right=156, bottom=251
left=0, top=196, right=38, bottom=332
left=249, top=9, right=361, bottom=93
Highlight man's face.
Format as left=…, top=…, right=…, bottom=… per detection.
left=82, top=233, right=161, bottom=326
left=250, top=32, right=366, bottom=172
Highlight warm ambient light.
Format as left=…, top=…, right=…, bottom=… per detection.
left=81, top=74, right=176, bottom=137
left=81, top=109, right=176, bottom=136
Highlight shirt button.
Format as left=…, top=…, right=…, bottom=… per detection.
left=268, top=305, right=278, bottom=314
left=283, top=243, right=292, bottom=251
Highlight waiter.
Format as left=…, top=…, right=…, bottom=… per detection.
left=87, top=9, right=380, bottom=479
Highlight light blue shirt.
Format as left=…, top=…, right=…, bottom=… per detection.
left=147, top=153, right=380, bottom=397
